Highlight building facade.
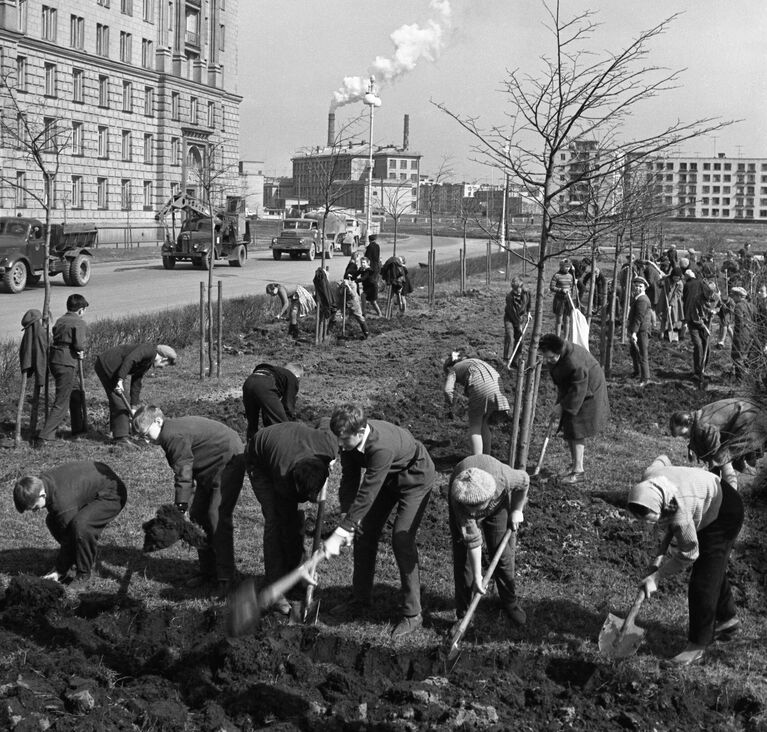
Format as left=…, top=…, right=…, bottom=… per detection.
left=0, top=0, right=241, bottom=235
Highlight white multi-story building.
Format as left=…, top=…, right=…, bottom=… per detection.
left=0, top=0, right=241, bottom=235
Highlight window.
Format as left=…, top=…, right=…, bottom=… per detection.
left=143, top=133, right=153, bottom=164
left=72, top=176, right=83, bottom=209
left=17, top=0, right=27, bottom=32
left=171, top=92, right=180, bottom=120
left=219, top=24, right=225, bottom=50
left=97, top=0, right=110, bottom=6
left=98, top=126, right=109, bottom=158
left=16, top=56, right=27, bottom=92
left=190, top=96, right=199, bottom=125
left=99, top=75, right=109, bottom=107
left=171, top=137, right=180, bottom=166
left=72, top=121, right=84, bottom=156
left=207, top=101, right=215, bottom=127
left=15, top=173, right=26, bottom=207
left=389, top=160, right=396, bottom=168
left=121, top=179, right=132, bottom=210
left=411, top=160, right=418, bottom=169
left=724, top=163, right=731, bottom=171
left=72, top=68, right=84, bottom=103
left=98, top=178, right=109, bottom=209
left=70, top=15, right=84, bottom=49
left=143, top=0, right=153, bottom=22
left=43, top=117, right=56, bottom=152
left=42, top=5, right=57, bottom=41
left=120, top=32, right=132, bottom=63
left=400, top=160, right=407, bottom=169
left=143, top=180, right=152, bottom=209
left=703, top=163, right=710, bottom=170
left=141, top=39, right=153, bottom=68
left=96, top=24, right=110, bottom=57
left=122, top=80, right=133, bottom=112
left=144, top=86, right=154, bottom=116
left=44, top=63, right=57, bottom=97
left=122, top=130, right=132, bottom=161
left=121, top=0, right=133, bottom=14
left=714, top=163, right=721, bottom=171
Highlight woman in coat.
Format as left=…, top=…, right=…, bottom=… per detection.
left=657, top=269, right=685, bottom=342
left=443, top=350, right=510, bottom=456
left=537, top=333, right=610, bottom=484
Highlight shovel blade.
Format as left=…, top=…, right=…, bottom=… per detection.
left=598, top=612, right=645, bottom=659
left=226, top=579, right=262, bottom=637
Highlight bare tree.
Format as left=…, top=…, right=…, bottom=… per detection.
left=379, top=177, right=415, bottom=256
left=437, top=1, right=734, bottom=467
left=0, top=68, right=71, bottom=326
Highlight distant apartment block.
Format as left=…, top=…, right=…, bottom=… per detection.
left=0, top=0, right=242, bottom=228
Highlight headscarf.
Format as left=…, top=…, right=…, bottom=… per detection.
left=627, top=474, right=677, bottom=516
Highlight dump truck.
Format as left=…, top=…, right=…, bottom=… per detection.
left=270, top=210, right=361, bottom=261
left=157, top=193, right=250, bottom=270
left=0, top=217, right=96, bottom=294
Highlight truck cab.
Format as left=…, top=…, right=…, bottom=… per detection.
left=270, top=218, right=328, bottom=261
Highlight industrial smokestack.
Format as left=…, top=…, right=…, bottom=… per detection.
left=327, top=112, right=336, bottom=146
left=403, top=114, right=410, bottom=151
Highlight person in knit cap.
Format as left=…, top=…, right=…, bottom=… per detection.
left=448, top=455, right=529, bottom=629
left=94, top=343, right=177, bottom=448
left=443, top=350, right=511, bottom=456
left=627, top=455, right=743, bottom=666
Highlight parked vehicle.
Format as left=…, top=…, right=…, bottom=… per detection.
left=270, top=210, right=361, bottom=261
left=0, top=217, right=96, bottom=294
left=157, top=193, right=249, bottom=270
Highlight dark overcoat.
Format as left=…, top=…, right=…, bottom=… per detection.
left=549, top=342, right=610, bottom=440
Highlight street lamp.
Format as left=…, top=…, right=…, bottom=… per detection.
left=363, top=75, right=381, bottom=243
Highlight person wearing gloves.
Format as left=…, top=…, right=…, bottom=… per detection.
left=538, top=333, right=610, bottom=484
left=323, top=403, right=435, bottom=638
left=241, top=362, right=303, bottom=446
left=627, top=455, right=744, bottom=666
left=132, top=406, right=245, bottom=596
left=443, top=350, right=510, bottom=456
left=246, top=421, right=337, bottom=615
left=628, top=276, right=653, bottom=386
left=13, top=461, right=127, bottom=589
left=94, top=343, right=176, bottom=448
left=669, top=397, right=764, bottom=490
left=448, top=455, right=529, bottom=630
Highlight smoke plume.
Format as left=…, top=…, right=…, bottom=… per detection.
left=331, top=0, right=452, bottom=109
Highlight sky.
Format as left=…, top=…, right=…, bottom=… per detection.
left=237, top=0, right=767, bottom=183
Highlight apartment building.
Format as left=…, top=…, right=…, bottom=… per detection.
left=0, top=0, right=241, bottom=231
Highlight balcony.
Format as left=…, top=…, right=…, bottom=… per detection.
left=185, top=30, right=199, bottom=46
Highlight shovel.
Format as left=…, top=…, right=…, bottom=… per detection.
left=531, top=421, right=555, bottom=482
left=302, top=479, right=328, bottom=623
left=77, top=359, right=89, bottom=433
left=227, top=550, right=325, bottom=637
left=446, top=528, right=513, bottom=664
left=598, top=589, right=646, bottom=659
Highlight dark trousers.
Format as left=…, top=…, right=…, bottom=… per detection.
left=242, top=374, right=289, bottom=442
left=630, top=331, right=651, bottom=380
left=688, top=481, right=744, bottom=645
left=191, top=454, right=246, bottom=581
left=46, top=480, right=127, bottom=576
left=449, top=502, right=518, bottom=618
left=688, top=322, right=710, bottom=378
left=94, top=359, right=132, bottom=439
left=38, top=364, right=85, bottom=440
left=248, top=462, right=305, bottom=596
left=503, top=319, right=523, bottom=362
left=352, top=478, right=432, bottom=616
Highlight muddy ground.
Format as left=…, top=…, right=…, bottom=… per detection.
left=2, top=284, right=767, bottom=731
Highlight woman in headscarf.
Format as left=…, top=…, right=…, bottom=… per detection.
left=443, top=350, right=510, bottom=456
left=627, top=455, right=744, bottom=666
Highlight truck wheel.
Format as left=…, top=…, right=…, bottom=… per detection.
left=229, top=244, right=246, bottom=267
left=342, top=243, right=352, bottom=256
left=68, top=254, right=91, bottom=287
left=162, top=256, right=177, bottom=270
left=200, top=253, right=211, bottom=270
left=306, top=243, right=316, bottom=261
left=192, top=257, right=203, bottom=268
left=272, top=250, right=282, bottom=261
left=27, top=273, right=41, bottom=286
left=325, top=246, right=333, bottom=259
left=2, top=261, right=28, bottom=293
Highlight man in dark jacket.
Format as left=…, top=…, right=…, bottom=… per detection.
left=242, top=362, right=303, bottom=445
left=538, top=333, right=610, bottom=484
left=365, top=234, right=381, bottom=276
left=246, top=421, right=337, bottom=614
left=133, top=406, right=245, bottom=594
left=19, top=308, right=47, bottom=437
left=94, top=343, right=176, bottom=447
left=13, top=460, right=127, bottom=588
left=37, top=294, right=89, bottom=444
left=683, top=273, right=714, bottom=383
left=628, top=276, right=653, bottom=385
left=323, top=403, right=435, bottom=638
left=503, top=277, right=531, bottom=366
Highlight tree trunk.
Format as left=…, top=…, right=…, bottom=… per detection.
left=207, top=216, right=215, bottom=377
left=604, top=234, right=622, bottom=378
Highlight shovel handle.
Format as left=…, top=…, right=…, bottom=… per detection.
left=619, top=590, right=646, bottom=634
left=260, top=550, right=324, bottom=609
left=303, top=481, right=328, bottom=617
left=448, top=529, right=514, bottom=651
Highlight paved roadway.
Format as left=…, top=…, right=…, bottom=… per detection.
left=0, top=234, right=499, bottom=342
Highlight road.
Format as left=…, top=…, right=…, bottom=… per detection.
left=0, top=234, right=497, bottom=342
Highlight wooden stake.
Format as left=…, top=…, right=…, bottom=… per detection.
left=199, top=282, right=205, bottom=379
left=507, top=357, right=525, bottom=468
left=217, top=281, right=223, bottom=378
left=15, top=371, right=28, bottom=445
